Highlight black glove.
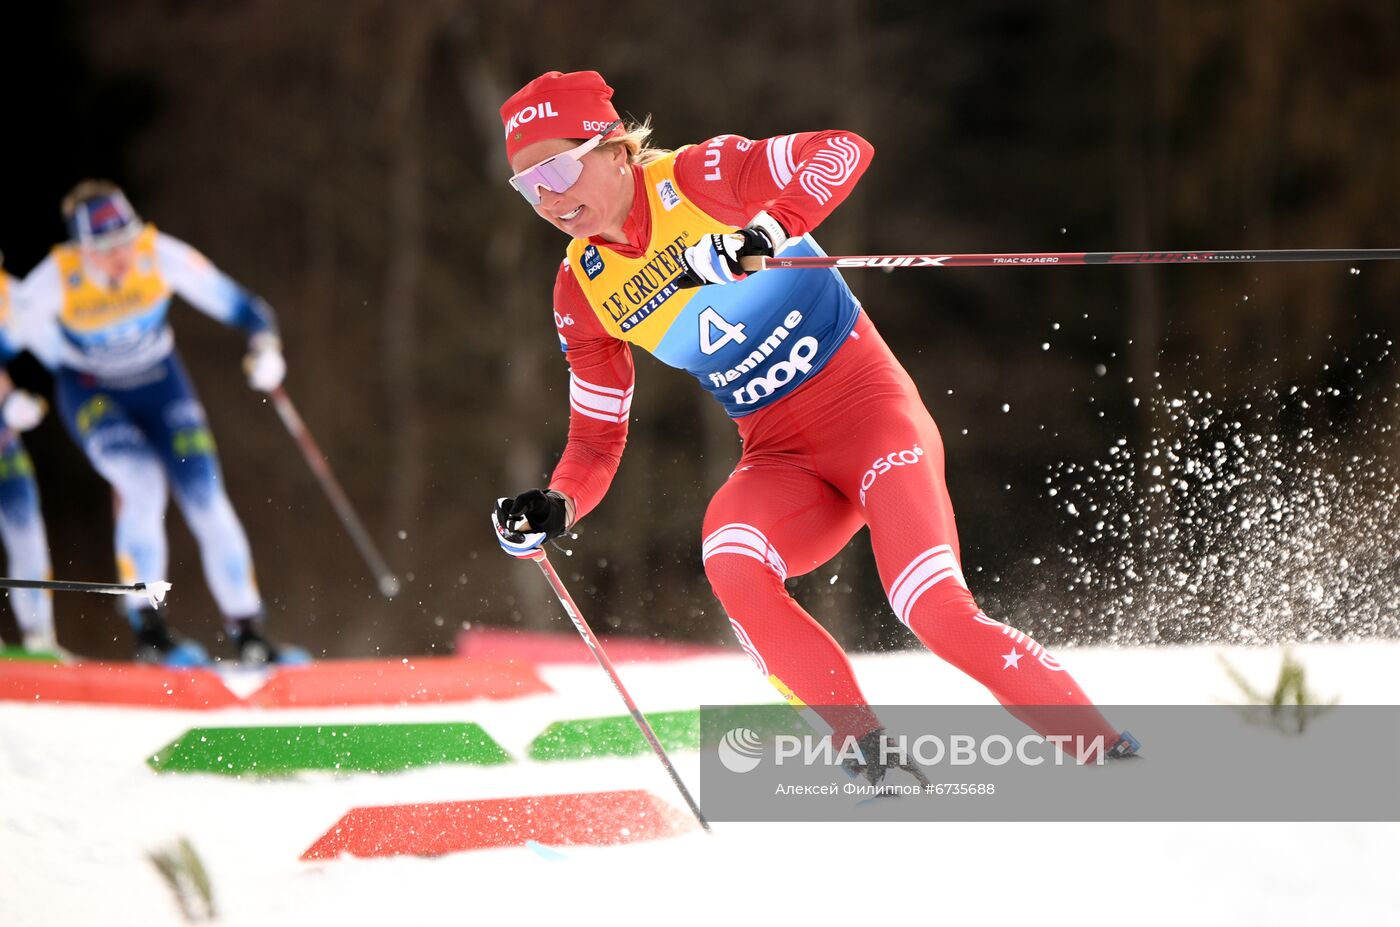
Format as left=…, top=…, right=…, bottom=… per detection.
left=494, top=489, right=570, bottom=542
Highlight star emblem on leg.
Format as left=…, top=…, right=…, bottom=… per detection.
left=1001, top=648, right=1022, bottom=669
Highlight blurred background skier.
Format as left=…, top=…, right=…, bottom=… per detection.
left=0, top=251, right=59, bottom=656
left=19, top=180, right=304, bottom=666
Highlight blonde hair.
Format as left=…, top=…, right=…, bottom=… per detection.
left=597, top=116, right=671, bottom=167
left=61, top=179, right=125, bottom=219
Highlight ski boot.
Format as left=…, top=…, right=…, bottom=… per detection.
left=227, top=617, right=311, bottom=666
left=132, top=607, right=209, bottom=667
left=841, top=728, right=932, bottom=790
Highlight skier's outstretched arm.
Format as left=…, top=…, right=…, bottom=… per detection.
left=156, top=231, right=285, bottom=391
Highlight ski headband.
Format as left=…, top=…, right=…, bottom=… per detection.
left=67, top=190, right=143, bottom=249
left=501, top=70, right=623, bottom=161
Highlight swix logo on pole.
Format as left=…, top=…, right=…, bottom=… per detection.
left=834, top=256, right=949, bottom=268
left=859, top=444, right=925, bottom=505
left=504, top=101, right=559, bottom=137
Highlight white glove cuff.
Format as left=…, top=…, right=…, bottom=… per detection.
left=747, top=211, right=791, bottom=253
left=249, top=332, right=282, bottom=353
left=1, top=391, right=46, bottom=432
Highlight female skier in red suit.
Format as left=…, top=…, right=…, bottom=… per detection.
left=493, top=70, right=1135, bottom=779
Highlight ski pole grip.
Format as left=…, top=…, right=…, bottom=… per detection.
left=740, top=255, right=767, bottom=273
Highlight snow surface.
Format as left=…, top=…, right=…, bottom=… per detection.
left=2, top=641, right=1397, bottom=926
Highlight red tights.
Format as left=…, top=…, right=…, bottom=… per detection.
left=702, top=313, right=1119, bottom=754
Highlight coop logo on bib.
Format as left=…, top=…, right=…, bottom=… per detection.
left=656, top=179, right=682, bottom=211
left=732, top=336, right=820, bottom=407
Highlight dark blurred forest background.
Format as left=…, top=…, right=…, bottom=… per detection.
left=1, top=1, right=1397, bottom=659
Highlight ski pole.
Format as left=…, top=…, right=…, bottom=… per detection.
left=0, top=577, right=171, bottom=608
left=528, top=548, right=712, bottom=833
left=742, top=247, right=1400, bottom=272
left=268, top=386, right=401, bottom=598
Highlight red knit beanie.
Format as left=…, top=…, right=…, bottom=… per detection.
left=500, top=70, right=623, bottom=160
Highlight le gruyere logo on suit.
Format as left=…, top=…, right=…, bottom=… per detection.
left=597, top=232, right=691, bottom=331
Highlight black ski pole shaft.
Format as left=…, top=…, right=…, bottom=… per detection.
left=0, top=577, right=171, bottom=604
